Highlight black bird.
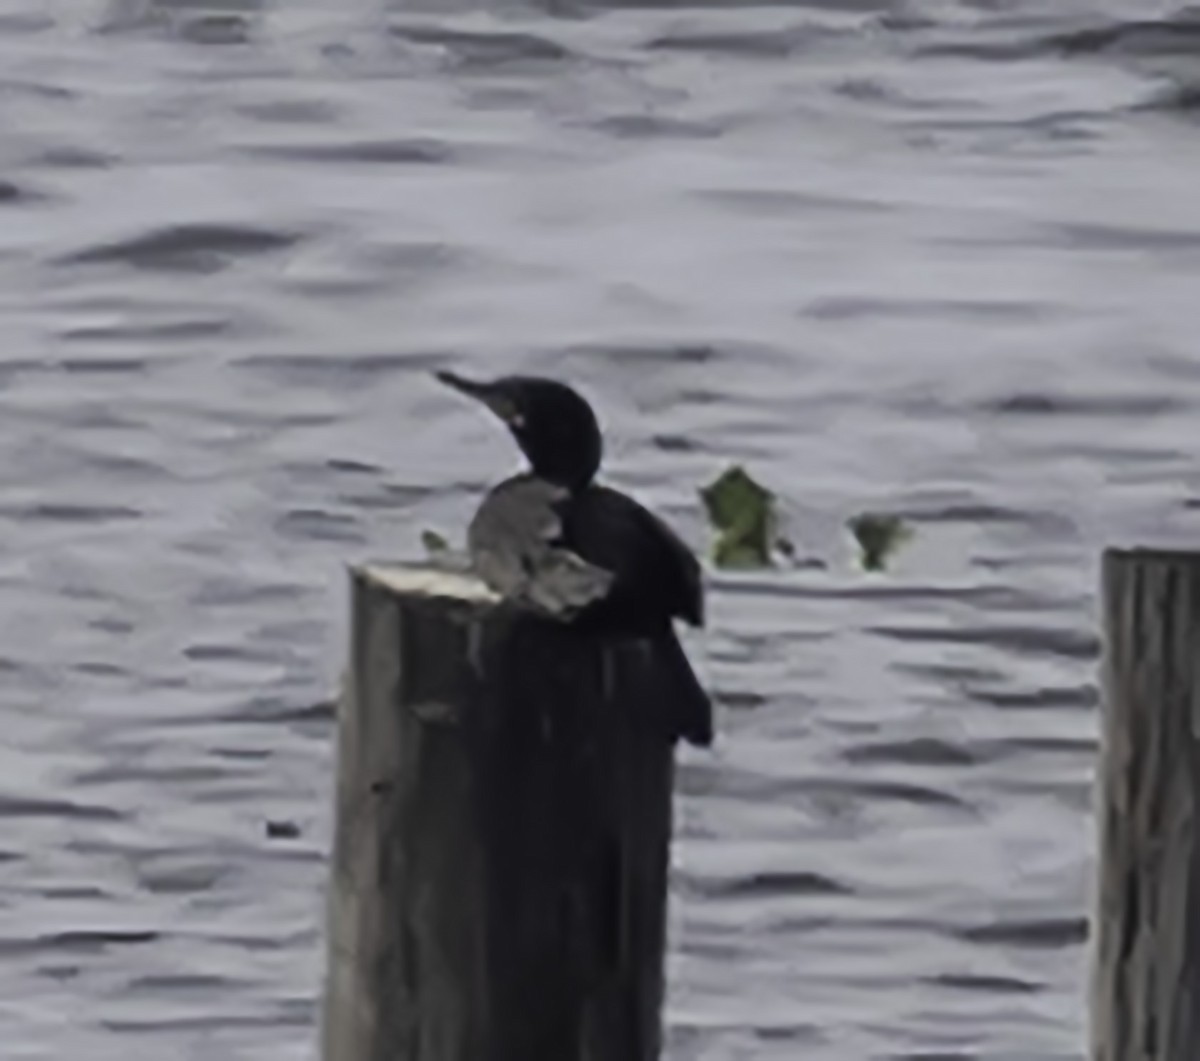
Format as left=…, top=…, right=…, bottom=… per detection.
left=436, top=370, right=713, bottom=747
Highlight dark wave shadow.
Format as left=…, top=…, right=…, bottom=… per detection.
left=240, top=139, right=453, bottom=166
left=0, top=502, right=142, bottom=524
left=274, top=507, right=365, bottom=545
left=920, top=9, right=1200, bottom=65
left=61, top=318, right=233, bottom=343
left=97, top=0, right=262, bottom=45
left=58, top=223, right=302, bottom=273
left=982, top=390, right=1185, bottom=418
left=928, top=972, right=1043, bottom=995
left=967, top=684, right=1097, bottom=712
left=957, top=917, right=1087, bottom=949
left=842, top=737, right=982, bottom=767
left=391, top=22, right=573, bottom=69
left=589, top=114, right=725, bottom=140
left=0, top=795, right=123, bottom=821
left=869, top=623, right=1100, bottom=662
left=540, top=0, right=890, bottom=11
left=0, top=179, right=51, bottom=206
left=678, top=868, right=852, bottom=899
left=0, top=929, right=158, bottom=957
left=646, top=22, right=841, bottom=59
left=805, top=295, right=1059, bottom=324
left=1051, top=13, right=1200, bottom=59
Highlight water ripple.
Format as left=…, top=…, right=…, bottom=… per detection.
left=241, top=138, right=454, bottom=165
left=869, top=623, right=1099, bottom=661
left=59, top=224, right=303, bottom=273
left=0, top=797, right=123, bottom=822
left=390, top=23, right=574, bottom=68
left=646, top=24, right=839, bottom=58
left=0, top=929, right=159, bottom=957
left=958, top=917, right=1087, bottom=950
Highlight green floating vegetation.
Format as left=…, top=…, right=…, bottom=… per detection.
left=847, top=512, right=912, bottom=572
left=700, top=464, right=788, bottom=569
left=421, top=529, right=450, bottom=555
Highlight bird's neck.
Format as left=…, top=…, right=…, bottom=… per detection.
left=514, top=425, right=601, bottom=494
left=521, top=448, right=599, bottom=494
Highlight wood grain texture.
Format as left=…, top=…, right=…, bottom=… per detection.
left=320, top=564, right=675, bottom=1061
left=1093, top=548, right=1200, bottom=1061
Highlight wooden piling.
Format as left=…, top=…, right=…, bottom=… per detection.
left=320, top=564, right=676, bottom=1061
left=1092, top=548, right=1200, bottom=1060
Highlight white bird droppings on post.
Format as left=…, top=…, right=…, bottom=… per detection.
left=361, top=563, right=499, bottom=604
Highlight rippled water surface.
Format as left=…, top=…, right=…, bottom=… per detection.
left=5, top=0, right=1200, bottom=1057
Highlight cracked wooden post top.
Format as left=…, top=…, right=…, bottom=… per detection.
left=1092, top=548, right=1200, bottom=1061
left=320, top=563, right=676, bottom=1061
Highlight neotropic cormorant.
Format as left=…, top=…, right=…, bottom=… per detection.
left=436, top=370, right=713, bottom=747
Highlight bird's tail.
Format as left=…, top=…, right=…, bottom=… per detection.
left=653, top=625, right=713, bottom=748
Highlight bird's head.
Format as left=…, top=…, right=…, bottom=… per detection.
left=436, top=370, right=603, bottom=491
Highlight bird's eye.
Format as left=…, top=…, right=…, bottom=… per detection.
left=510, top=412, right=526, bottom=429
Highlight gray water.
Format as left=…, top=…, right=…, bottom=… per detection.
left=4, top=0, right=1200, bottom=1056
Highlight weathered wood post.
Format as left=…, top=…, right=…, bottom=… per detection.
left=320, top=564, right=676, bottom=1061
left=1092, top=548, right=1200, bottom=1060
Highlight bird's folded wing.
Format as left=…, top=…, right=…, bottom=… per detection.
left=467, top=475, right=614, bottom=619
left=522, top=550, right=614, bottom=617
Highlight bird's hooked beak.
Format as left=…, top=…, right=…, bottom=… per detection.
left=435, top=370, right=525, bottom=429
